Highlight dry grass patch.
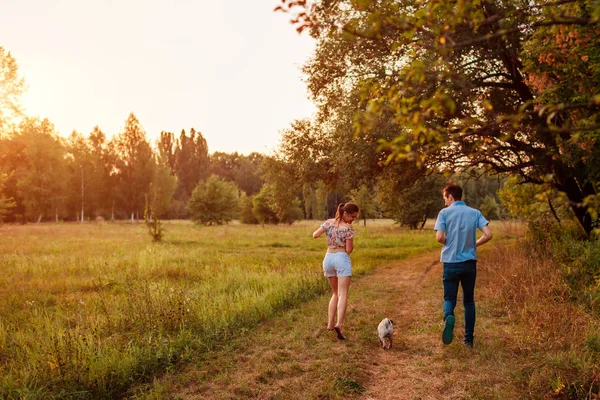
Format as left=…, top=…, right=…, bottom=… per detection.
left=481, top=242, right=600, bottom=399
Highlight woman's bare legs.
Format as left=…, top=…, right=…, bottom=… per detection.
left=335, top=277, right=351, bottom=333
left=327, top=277, right=338, bottom=330
left=327, top=276, right=351, bottom=334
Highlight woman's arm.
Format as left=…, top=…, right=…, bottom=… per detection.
left=345, top=238, right=354, bottom=254
left=313, top=227, right=325, bottom=238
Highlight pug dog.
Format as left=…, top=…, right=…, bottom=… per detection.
left=377, top=318, right=394, bottom=350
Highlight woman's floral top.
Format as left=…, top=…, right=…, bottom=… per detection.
left=321, top=219, right=355, bottom=250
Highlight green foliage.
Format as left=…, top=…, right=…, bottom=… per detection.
left=15, top=117, right=67, bottom=222
left=172, top=128, right=210, bottom=201
left=526, top=221, right=600, bottom=317
left=111, top=113, right=155, bottom=221
left=349, top=184, right=378, bottom=226
left=556, top=236, right=600, bottom=293
left=209, top=152, right=265, bottom=195
left=150, top=159, right=177, bottom=219
left=279, top=198, right=304, bottom=225
left=0, top=172, right=15, bottom=223
left=377, top=173, right=444, bottom=229
left=1, top=121, right=265, bottom=223
left=479, top=195, right=500, bottom=220
left=144, top=194, right=164, bottom=242
left=189, top=175, right=240, bottom=225
left=0, top=46, right=25, bottom=132
left=259, top=157, right=304, bottom=225
left=280, top=0, right=600, bottom=236
left=252, top=186, right=279, bottom=225
left=65, top=130, right=94, bottom=221
left=455, top=172, right=506, bottom=211
left=239, top=193, right=259, bottom=224
left=302, top=181, right=329, bottom=220
left=498, top=176, right=572, bottom=224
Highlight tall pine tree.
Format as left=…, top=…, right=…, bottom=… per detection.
left=111, top=113, right=154, bottom=222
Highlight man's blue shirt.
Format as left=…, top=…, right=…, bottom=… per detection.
left=434, top=201, right=489, bottom=263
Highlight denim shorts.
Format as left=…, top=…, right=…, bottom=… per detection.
left=322, top=252, right=352, bottom=277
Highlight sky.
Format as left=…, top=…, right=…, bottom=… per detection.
left=1, top=0, right=317, bottom=155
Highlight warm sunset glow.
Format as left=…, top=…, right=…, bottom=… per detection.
left=1, top=1, right=316, bottom=154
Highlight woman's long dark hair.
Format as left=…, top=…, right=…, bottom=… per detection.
left=334, top=202, right=359, bottom=223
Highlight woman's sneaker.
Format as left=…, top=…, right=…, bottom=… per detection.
left=442, top=315, right=455, bottom=345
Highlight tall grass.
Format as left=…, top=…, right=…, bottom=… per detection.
left=0, top=220, right=439, bottom=398
left=482, top=229, right=600, bottom=398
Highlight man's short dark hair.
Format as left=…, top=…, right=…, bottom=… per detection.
left=443, top=182, right=463, bottom=200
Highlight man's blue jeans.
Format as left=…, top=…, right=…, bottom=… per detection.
left=443, top=260, right=477, bottom=343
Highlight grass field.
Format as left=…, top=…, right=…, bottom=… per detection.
left=0, top=219, right=448, bottom=398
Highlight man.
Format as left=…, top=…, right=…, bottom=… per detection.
left=434, top=182, right=493, bottom=348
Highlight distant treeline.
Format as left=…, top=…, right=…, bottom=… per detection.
left=0, top=112, right=507, bottom=227
left=0, top=113, right=265, bottom=223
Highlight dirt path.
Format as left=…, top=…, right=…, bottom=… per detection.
left=149, top=247, right=524, bottom=399
left=357, top=247, right=523, bottom=400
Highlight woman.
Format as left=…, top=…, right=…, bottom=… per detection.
left=312, top=202, right=359, bottom=340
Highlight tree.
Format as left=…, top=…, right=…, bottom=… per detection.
left=252, top=186, right=279, bottom=225
left=498, top=175, right=571, bottom=225
left=144, top=194, right=164, bottom=242
left=174, top=128, right=209, bottom=201
left=0, top=131, right=26, bottom=222
left=209, top=152, right=265, bottom=195
left=456, top=172, right=506, bottom=211
left=479, top=195, right=500, bottom=221
left=239, top=193, right=259, bottom=224
left=189, top=176, right=240, bottom=225
left=349, top=184, right=378, bottom=226
left=233, top=153, right=265, bottom=195
left=150, top=157, right=177, bottom=218
left=15, top=118, right=67, bottom=222
left=0, top=47, right=25, bottom=132
left=111, top=113, right=155, bottom=222
left=260, top=157, right=304, bottom=225
left=377, top=173, right=445, bottom=229
left=0, top=172, right=16, bottom=223
left=65, top=130, right=93, bottom=222
left=157, top=131, right=177, bottom=173
left=302, top=181, right=328, bottom=220
left=87, top=126, right=114, bottom=219
left=279, top=0, right=600, bottom=236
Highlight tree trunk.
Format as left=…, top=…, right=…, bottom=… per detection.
left=558, top=174, right=595, bottom=237
left=420, top=208, right=430, bottom=230
left=548, top=199, right=562, bottom=226
left=131, top=212, right=134, bottom=224
left=81, top=165, right=84, bottom=223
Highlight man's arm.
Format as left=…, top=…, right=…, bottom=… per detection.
left=436, top=230, right=446, bottom=245
left=476, top=225, right=492, bottom=247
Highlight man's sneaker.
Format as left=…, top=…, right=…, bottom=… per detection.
left=463, top=340, right=474, bottom=349
left=442, top=315, right=455, bottom=345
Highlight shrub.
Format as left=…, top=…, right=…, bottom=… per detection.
left=479, top=195, right=499, bottom=220
left=189, top=176, right=240, bottom=225
left=252, top=187, right=279, bottom=225
left=240, top=193, right=259, bottom=224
